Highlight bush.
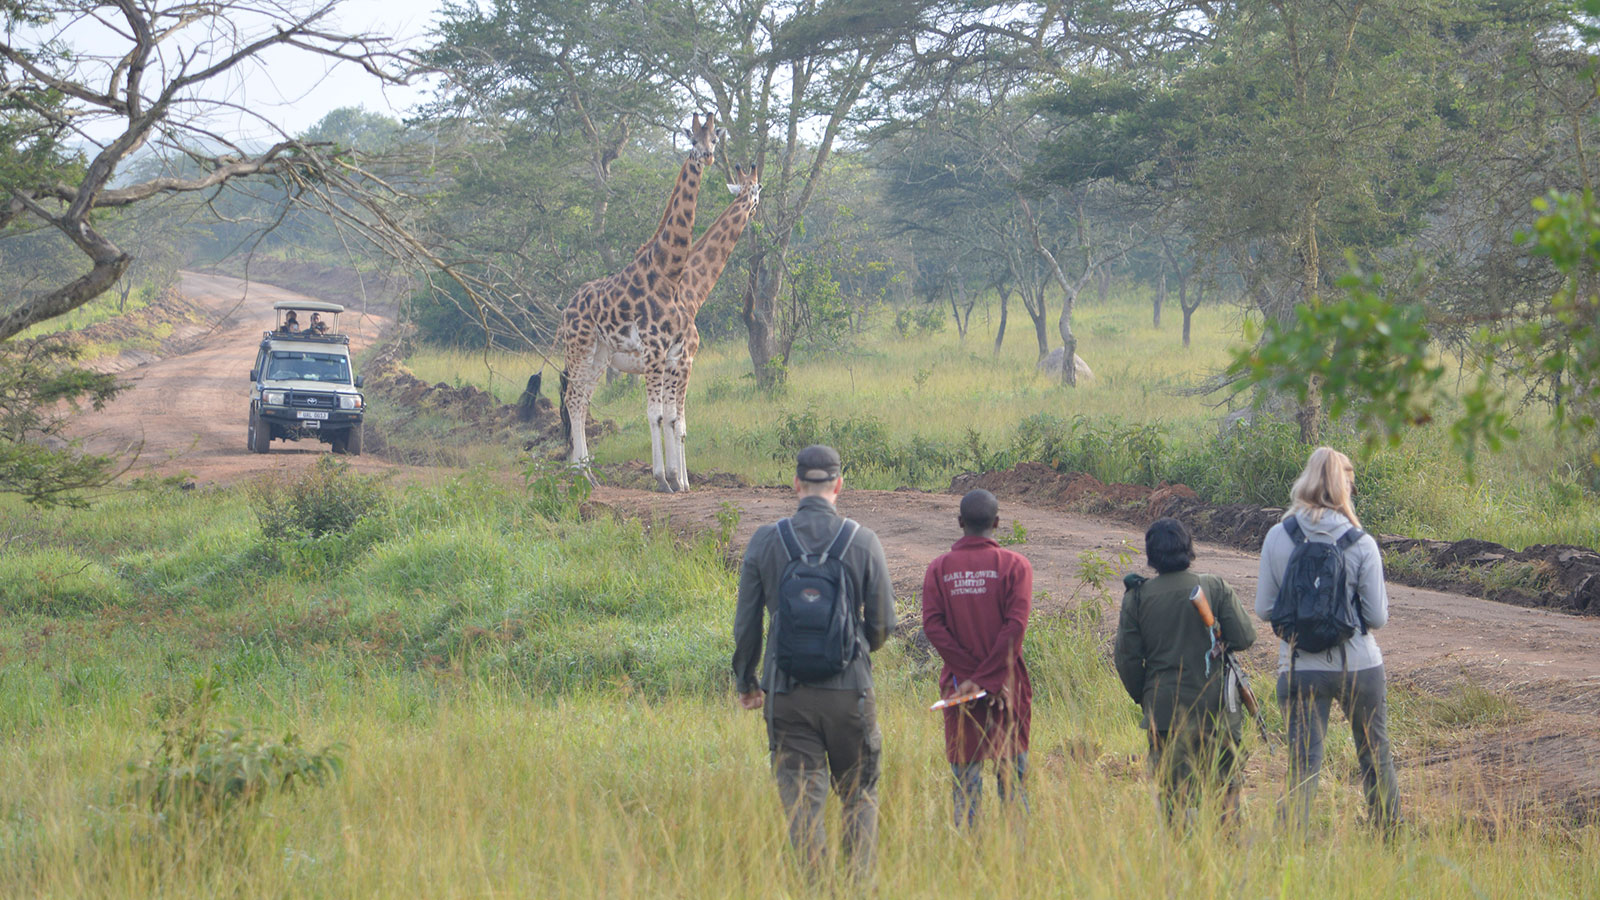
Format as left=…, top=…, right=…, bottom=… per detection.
left=999, top=414, right=1170, bottom=487
left=253, top=455, right=387, bottom=540
left=125, top=676, right=343, bottom=824
left=766, top=409, right=963, bottom=486
left=1165, top=419, right=1310, bottom=508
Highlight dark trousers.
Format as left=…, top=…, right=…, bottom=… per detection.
left=766, top=685, right=881, bottom=880
left=951, top=753, right=1028, bottom=827
left=1277, top=665, right=1402, bottom=830
left=1148, top=723, right=1242, bottom=826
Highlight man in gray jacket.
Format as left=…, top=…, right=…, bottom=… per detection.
left=733, top=444, right=895, bottom=881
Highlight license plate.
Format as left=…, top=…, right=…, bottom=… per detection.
left=296, top=410, right=329, bottom=420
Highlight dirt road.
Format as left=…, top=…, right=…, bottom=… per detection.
left=64, top=274, right=1600, bottom=822
left=72, top=271, right=400, bottom=483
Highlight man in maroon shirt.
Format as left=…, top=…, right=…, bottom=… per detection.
left=921, top=489, right=1034, bottom=826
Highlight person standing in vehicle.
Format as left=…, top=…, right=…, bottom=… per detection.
left=1256, top=446, right=1401, bottom=832
left=732, top=445, right=895, bottom=882
left=1115, top=517, right=1256, bottom=825
left=921, top=489, right=1034, bottom=827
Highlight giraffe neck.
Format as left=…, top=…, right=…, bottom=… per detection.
left=631, top=156, right=705, bottom=284
left=679, top=195, right=758, bottom=317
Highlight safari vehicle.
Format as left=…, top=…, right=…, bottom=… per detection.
left=247, top=300, right=366, bottom=455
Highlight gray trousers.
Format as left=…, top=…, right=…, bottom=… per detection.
left=766, top=685, right=881, bottom=880
left=1277, top=665, right=1402, bottom=830
left=952, top=753, right=1028, bottom=827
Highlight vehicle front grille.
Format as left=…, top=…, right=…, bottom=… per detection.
left=290, top=392, right=338, bottom=409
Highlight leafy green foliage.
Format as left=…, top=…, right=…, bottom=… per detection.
left=253, top=455, right=387, bottom=541
left=0, top=339, right=127, bottom=507
left=1520, top=188, right=1600, bottom=434
left=998, top=519, right=1028, bottom=546
left=523, top=457, right=593, bottom=520
left=1228, top=262, right=1455, bottom=450
left=125, top=676, right=343, bottom=822
left=765, top=408, right=963, bottom=485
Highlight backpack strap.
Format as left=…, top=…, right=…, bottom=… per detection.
left=1283, top=516, right=1306, bottom=544
left=1336, top=526, right=1369, bottom=634
left=775, top=518, right=807, bottom=562
left=820, top=519, right=859, bottom=563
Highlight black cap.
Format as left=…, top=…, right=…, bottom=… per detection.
left=795, top=444, right=841, bottom=482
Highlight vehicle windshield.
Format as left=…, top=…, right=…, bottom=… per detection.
left=266, top=351, right=351, bottom=383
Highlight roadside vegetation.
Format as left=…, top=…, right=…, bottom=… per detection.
left=411, top=291, right=1600, bottom=552
left=1, top=462, right=1594, bottom=896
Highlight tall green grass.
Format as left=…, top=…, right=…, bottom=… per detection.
left=0, top=473, right=1595, bottom=896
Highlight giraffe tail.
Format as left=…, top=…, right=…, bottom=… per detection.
left=559, top=369, right=571, bottom=447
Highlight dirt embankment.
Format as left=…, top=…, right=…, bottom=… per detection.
left=952, top=462, right=1600, bottom=617
left=62, top=286, right=212, bottom=374
left=355, top=336, right=611, bottom=463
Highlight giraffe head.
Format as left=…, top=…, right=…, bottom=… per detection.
left=726, top=164, right=761, bottom=205
left=683, top=112, right=721, bottom=163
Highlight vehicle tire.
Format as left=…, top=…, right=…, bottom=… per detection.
left=248, top=408, right=272, bottom=454
left=345, top=424, right=363, bottom=456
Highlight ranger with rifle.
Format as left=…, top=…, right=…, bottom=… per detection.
left=1115, top=517, right=1258, bottom=827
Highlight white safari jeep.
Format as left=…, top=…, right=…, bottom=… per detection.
left=247, top=300, right=366, bottom=454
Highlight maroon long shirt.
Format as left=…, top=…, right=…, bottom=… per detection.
left=921, top=535, right=1034, bottom=763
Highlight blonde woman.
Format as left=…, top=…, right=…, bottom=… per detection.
left=1255, top=447, right=1400, bottom=831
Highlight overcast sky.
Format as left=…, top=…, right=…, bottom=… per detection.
left=36, top=0, right=448, bottom=149
left=211, top=0, right=445, bottom=140
left=258, top=0, right=443, bottom=134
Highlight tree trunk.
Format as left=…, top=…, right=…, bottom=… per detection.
left=1154, top=266, right=1165, bottom=328
left=1029, top=293, right=1049, bottom=361
left=741, top=250, right=788, bottom=388
left=1181, top=281, right=1202, bottom=348
left=994, top=284, right=1010, bottom=357
left=1298, top=200, right=1323, bottom=445
left=1058, top=296, right=1078, bottom=387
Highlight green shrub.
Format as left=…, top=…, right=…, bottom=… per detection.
left=253, top=455, right=387, bottom=540
left=523, top=457, right=593, bottom=520
left=125, top=676, right=343, bottom=823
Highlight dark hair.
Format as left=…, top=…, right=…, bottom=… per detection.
left=1145, top=517, right=1195, bottom=574
left=958, top=489, right=999, bottom=535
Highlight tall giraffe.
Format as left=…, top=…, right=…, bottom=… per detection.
left=658, top=164, right=762, bottom=491
left=559, top=113, right=720, bottom=490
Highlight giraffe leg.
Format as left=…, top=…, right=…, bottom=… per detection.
left=645, top=374, right=673, bottom=492
left=671, top=367, right=691, bottom=492
left=563, top=337, right=607, bottom=479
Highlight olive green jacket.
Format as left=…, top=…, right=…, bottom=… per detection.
left=1113, top=571, right=1256, bottom=735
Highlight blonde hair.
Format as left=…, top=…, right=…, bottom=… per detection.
left=1286, top=446, right=1362, bottom=529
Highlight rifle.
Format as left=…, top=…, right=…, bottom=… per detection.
left=1189, top=585, right=1274, bottom=746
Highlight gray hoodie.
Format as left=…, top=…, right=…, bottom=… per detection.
left=1254, top=510, right=1388, bottom=673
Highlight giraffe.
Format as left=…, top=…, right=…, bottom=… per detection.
left=657, top=164, right=762, bottom=491
left=558, top=113, right=721, bottom=490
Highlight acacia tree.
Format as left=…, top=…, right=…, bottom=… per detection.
left=0, top=0, right=419, bottom=340
left=1177, top=0, right=1457, bottom=442
left=0, top=0, right=426, bottom=504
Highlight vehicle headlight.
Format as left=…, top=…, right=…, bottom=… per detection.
left=263, top=390, right=287, bottom=406
left=339, top=394, right=363, bottom=410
